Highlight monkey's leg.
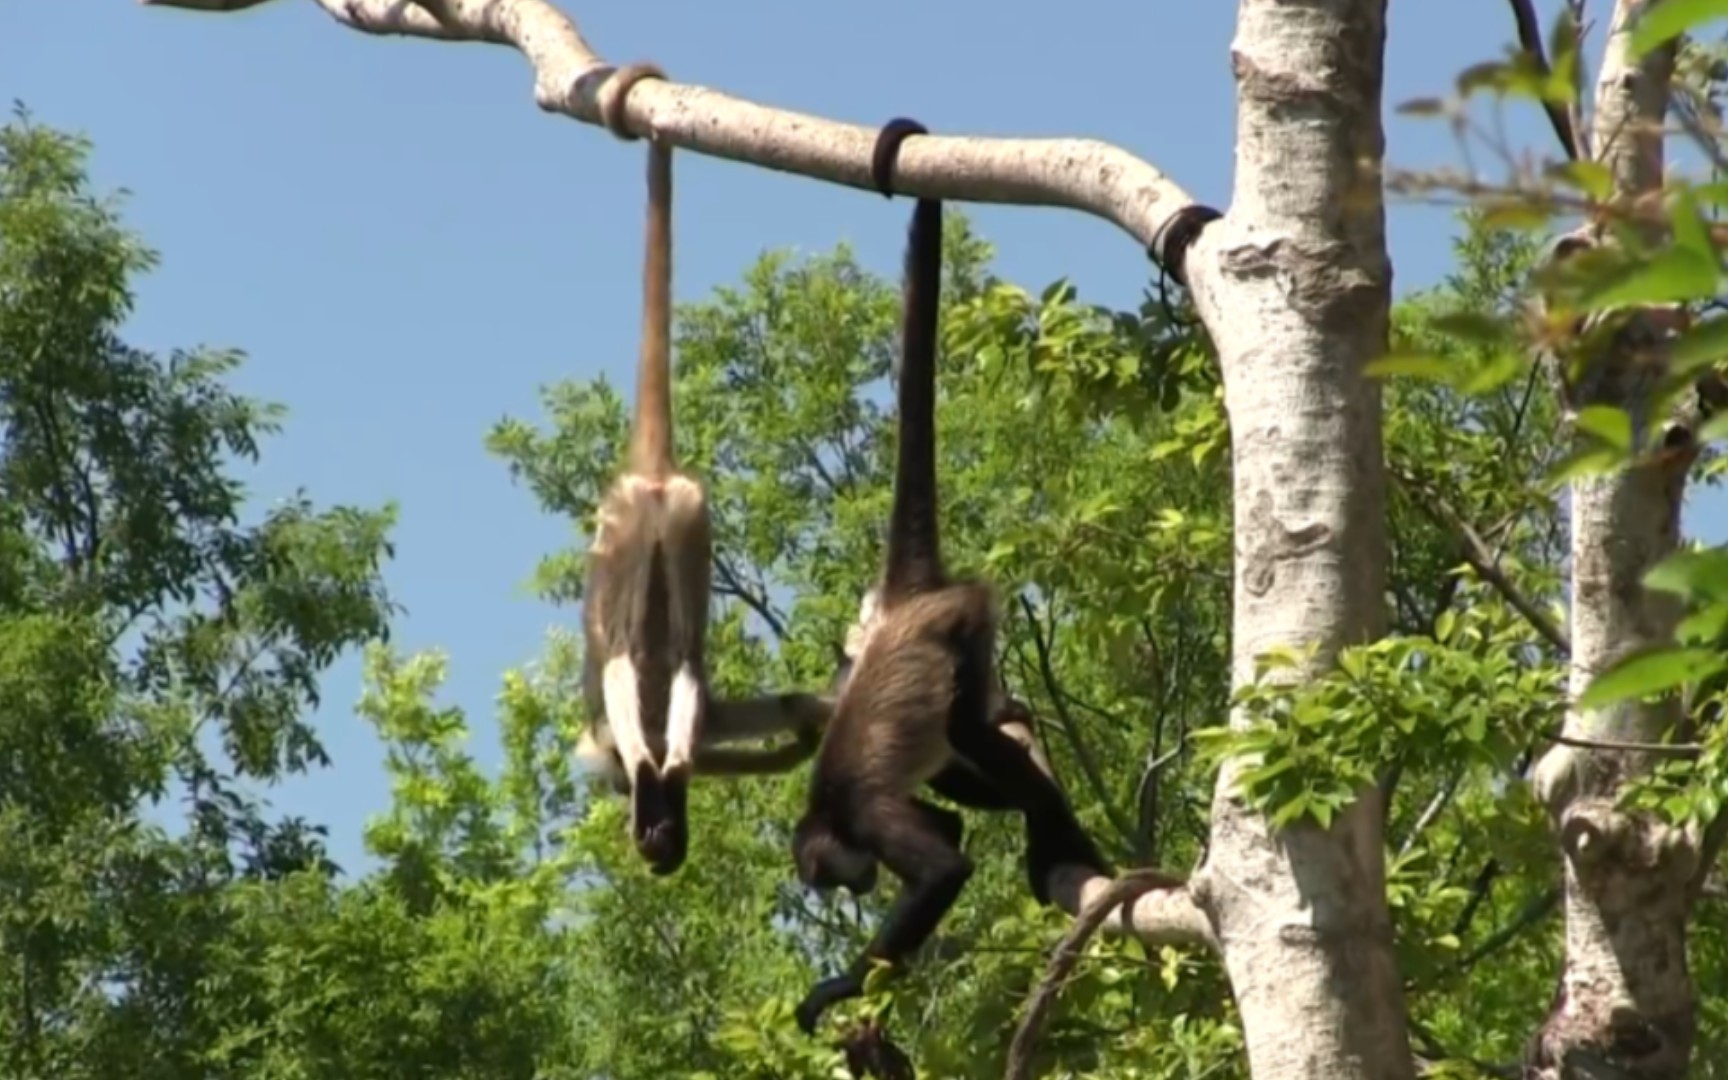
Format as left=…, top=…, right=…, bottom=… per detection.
left=925, top=761, right=1017, bottom=810
left=601, top=654, right=682, bottom=874
left=946, top=720, right=1113, bottom=902
left=806, top=801, right=955, bottom=900
left=913, top=798, right=965, bottom=848
left=795, top=800, right=972, bottom=1034
left=662, top=664, right=703, bottom=773
left=649, top=665, right=697, bottom=873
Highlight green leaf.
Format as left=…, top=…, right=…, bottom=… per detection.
left=1430, top=311, right=1509, bottom=345
left=1698, top=410, right=1728, bottom=445
left=1578, top=647, right=1726, bottom=708
left=1670, top=188, right=1716, bottom=261
left=1479, top=200, right=1557, bottom=232
left=1366, top=353, right=1456, bottom=382
left=1579, top=247, right=1720, bottom=311
left=1669, top=316, right=1728, bottom=377
left=1631, top=0, right=1728, bottom=58
left=1574, top=404, right=1634, bottom=451
left=1461, top=352, right=1526, bottom=394
left=1643, top=547, right=1728, bottom=600
left=1676, top=603, right=1728, bottom=645
left=1547, top=445, right=1627, bottom=484
left=1547, top=160, right=1613, bottom=202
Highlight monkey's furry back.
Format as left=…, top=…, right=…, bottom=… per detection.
left=581, top=473, right=714, bottom=722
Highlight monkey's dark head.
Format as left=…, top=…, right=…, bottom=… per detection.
left=630, top=761, right=690, bottom=875
left=793, top=812, right=879, bottom=896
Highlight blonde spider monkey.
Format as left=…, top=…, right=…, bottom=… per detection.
left=577, top=62, right=833, bottom=875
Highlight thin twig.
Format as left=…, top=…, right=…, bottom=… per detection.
left=1505, top=0, right=1583, bottom=161
left=712, top=556, right=790, bottom=640
left=1004, top=869, right=1187, bottom=1080
left=1392, top=470, right=1569, bottom=655
left=1397, top=774, right=1461, bottom=860
left=1451, top=858, right=1502, bottom=938
left=1017, top=594, right=1138, bottom=846
left=1451, top=887, right=1560, bottom=974
left=1542, top=728, right=1702, bottom=757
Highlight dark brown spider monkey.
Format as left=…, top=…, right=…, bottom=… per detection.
left=578, top=62, right=831, bottom=875
left=790, top=118, right=1112, bottom=1034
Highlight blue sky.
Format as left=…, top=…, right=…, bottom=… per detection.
left=5, top=1, right=1722, bottom=876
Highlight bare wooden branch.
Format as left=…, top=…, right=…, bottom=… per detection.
left=1005, top=868, right=1190, bottom=1080
left=140, top=0, right=1199, bottom=250
left=1541, top=728, right=1701, bottom=757
left=1044, top=863, right=1214, bottom=950
left=1017, top=594, right=1140, bottom=845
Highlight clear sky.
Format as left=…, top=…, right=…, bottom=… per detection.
left=6, top=1, right=1722, bottom=876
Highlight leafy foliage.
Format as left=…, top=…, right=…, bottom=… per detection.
left=6, top=103, right=1728, bottom=1080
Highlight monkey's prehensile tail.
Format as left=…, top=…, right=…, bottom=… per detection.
left=629, top=137, right=675, bottom=478
left=871, top=118, right=943, bottom=599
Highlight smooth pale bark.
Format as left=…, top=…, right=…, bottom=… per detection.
left=146, top=0, right=1411, bottom=1074
left=1524, top=3, right=1706, bottom=1077
left=1182, top=2, right=1409, bottom=1078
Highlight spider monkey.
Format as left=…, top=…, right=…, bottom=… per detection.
left=790, top=118, right=1112, bottom=1034
left=824, top=590, right=1110, bottom=902
left=578, top=62, right=832, bottom=876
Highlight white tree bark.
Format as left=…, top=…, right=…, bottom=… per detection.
left=146, top=0, right=1410, bottom=1075
left=1524, top=2, right=1705, bottom=1076
left=1182, top=2, right=1410, bottom=1078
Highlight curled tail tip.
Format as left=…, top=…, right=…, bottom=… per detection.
left=601, top=61, right=669, bottom=141
left=871, top=117, right=929, bottom=198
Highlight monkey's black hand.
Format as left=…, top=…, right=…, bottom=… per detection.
left=795, top=973, right=864, bottom=1035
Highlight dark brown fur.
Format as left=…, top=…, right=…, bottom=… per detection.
left=790, top=119, right=1111, bottom=1036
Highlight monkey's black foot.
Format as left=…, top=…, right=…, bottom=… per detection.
left=795, top=973, right=864, bottom=1035
left=630, top=763, right=689, bottom=875
left=841, top=1020, right=914, bottom=1080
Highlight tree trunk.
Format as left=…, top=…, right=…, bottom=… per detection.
left=1183, top=1, right=1411, bottom=1078
left=1525, top=2, right=1701, bottom=1077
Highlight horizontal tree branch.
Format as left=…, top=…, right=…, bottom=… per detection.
left=1044, top=864, right=1213, bottom=950
left=141, top=0, right=1199, bottom=249
left=1541, top=728, right=1701, bottom=758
